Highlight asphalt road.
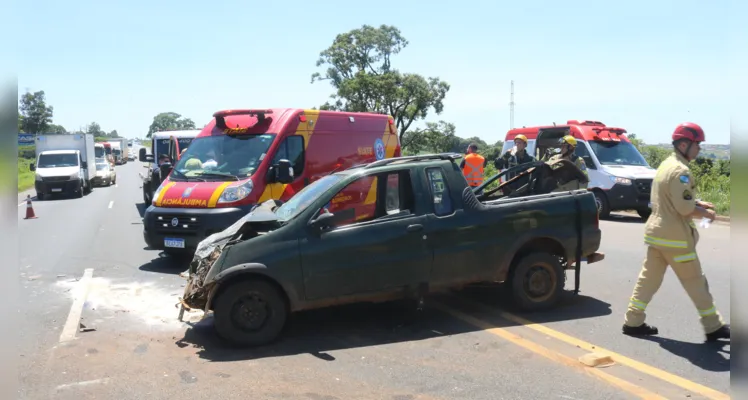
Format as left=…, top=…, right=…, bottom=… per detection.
left=17, top=160, right=731, bottom=400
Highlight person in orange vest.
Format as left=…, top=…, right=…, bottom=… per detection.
left=459, top=143, right=487, bottom=187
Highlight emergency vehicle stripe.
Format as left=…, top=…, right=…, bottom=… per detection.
left=299, top=109, right=320, bottom=150
left=629, top=298, right=647, bottom=310
left=644, top=235, right=688, bottom=249
left=154, top=182, right=177, bottom=207
left=364, top=178, right=378, bottom=205
left=207, top=182, right=233, bottom=208
left=699, top=306, right=717, bottom=317
left=381, top=117, right=397, bottom=158
left=673, top=252, right=697, bottom=263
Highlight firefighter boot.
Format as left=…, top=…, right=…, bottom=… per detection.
left=622, top=323, right=659, bottom=336
left=705, top=324, right=730, bottom=342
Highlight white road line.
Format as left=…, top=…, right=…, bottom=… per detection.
left=59, top=268, right=94, bottom=343
left=108, top=201, right=114, bottom=209
left=55, top=378, right=110, bottom=391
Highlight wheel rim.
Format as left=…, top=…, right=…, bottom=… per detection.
left=230, top=293, right=271, bottom=332
left=523, top=264, right=557, bottom=302
left=594, top=195, right=603, bottom=214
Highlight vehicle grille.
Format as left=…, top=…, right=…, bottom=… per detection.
left=154, top=214, right=200, bottom=235
left=634, top=179, right=653, bottom=197
left=43, top=176, right=71, bottom=182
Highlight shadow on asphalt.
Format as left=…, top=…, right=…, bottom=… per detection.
left=175, top=284, right=613, bottom=362
left=605, top=213, right=645, bottom=224
left=639, top=336, right=730, bottom=372
left=139, top=253, right=191, bottom=275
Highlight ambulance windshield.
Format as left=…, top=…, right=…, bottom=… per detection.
left=589, top=141, right=649, bottom=166
left=172, top=134, right=277, bottom=181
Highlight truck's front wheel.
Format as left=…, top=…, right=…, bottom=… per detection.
left=213, top=280, right=288, bottom=347
left=510, top=252, right=564, bottom=311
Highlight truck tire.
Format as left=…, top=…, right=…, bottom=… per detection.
left=143, top=183, right=151, bottom=204
left=213, top=279, right=288, bottom=347
left=75, top=180, right=84, bottom=198
left=637, top=209, right=651, bottom=221
left=510, top=252, right=564, bottom=312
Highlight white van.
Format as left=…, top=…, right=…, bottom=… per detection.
left=502, top=120, right=655, bottom=219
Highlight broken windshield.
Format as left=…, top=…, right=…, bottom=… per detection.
left=172, top=134, right=277, bottom=181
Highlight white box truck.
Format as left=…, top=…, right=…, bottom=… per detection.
left=30, top=133, right=96, bottom=200
left=111, top=138, right=128, bottom=164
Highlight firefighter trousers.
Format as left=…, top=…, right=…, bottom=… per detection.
left=624, top=245, right=725, bottom=334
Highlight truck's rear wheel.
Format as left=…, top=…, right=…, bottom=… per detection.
left=213, top=280, right=288, bottom=347
left=510, top=252, right=564, bottom=311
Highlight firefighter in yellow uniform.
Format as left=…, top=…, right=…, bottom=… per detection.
left=460, top=143, right=487, bottom=187
left=622, top=122, right=729, bottom=342
left=547, top=135, right=589, bottom=190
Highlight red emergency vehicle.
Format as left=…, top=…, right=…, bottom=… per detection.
left=143, top=108, right=401, bottom=254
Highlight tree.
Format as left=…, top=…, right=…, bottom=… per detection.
left=19, top=90, right=53, bottom=133
left=147, top=112, right=196, bottom=136
left=108, top=130, right=119, bottom=138
left=49, top=124, right=66, bottom=134
left=312, top=24, right=450, bottom=143
left=86, top=122, right=104, bottom=137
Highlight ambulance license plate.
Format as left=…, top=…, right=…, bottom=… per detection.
left=164, top=238, right=185, bottom=248
left=51, top=188, right=62, bottom=192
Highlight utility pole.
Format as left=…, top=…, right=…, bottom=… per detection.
left=509, top=80, right=515, bottom=130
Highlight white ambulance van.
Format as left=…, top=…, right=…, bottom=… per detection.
left=502, top=120, right=655, bottom=220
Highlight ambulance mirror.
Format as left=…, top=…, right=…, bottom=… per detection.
left=276, top=159, right=293, bottom=184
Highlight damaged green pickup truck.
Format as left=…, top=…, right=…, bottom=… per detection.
left=179, top=153, right=605, bottom=346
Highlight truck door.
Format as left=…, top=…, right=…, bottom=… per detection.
left=299, top=170, right=432, bottom=300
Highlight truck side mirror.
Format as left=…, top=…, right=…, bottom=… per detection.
left=275, top=159, right=294, bottom=184
left=81, top=161, right=88, bottom=169
left=29, top=163, right=35, bottom=171
left=139, top=147, right=147, bottom=162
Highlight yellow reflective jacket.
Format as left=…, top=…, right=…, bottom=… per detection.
left=644, top=152, right=700, bottom=251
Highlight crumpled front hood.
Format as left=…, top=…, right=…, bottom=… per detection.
left=601, top=165, right=656, bottom=180
left=181, top=199, right=281, bottom=310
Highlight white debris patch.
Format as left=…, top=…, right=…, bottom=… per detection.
left=55, top=277, right=204, bottom=330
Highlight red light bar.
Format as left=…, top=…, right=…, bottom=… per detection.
left=213, top=109, right=274, bottom=130
left=299, top=115, right=307, bottom=122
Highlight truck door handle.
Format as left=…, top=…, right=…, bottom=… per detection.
left=406, top=224, right=423, bottom=232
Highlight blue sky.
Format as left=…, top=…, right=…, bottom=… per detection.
left=16, top=0, right=740, bottom=145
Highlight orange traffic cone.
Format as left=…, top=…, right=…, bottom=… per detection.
left=24, top=195, right=37, bottom=219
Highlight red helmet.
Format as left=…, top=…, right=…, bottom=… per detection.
left=672, top=122, right=705, bottom=142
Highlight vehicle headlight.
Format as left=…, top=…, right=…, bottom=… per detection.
left=70, top=172, right=80, bottom=180
left=218, top=179, right=254, bottom=204
left=35, top=174, right=42, bottom=181
left=152, top=182, right=166, bottom=205
left=610, top=176, right=632, bottom=185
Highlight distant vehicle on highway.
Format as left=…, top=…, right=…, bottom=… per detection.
left=93, top=158, right=116, bottom=186
left=143, top=108, right=402, bottom=257
left=139, top=130, right=201, bottom=205
left=180, top=153, right=604, bottom=347
left=30, top=133, right=96, bottom=200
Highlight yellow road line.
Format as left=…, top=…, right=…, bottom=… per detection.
left=447, top=296, right=730, bottom=400
left=434, top=302, right=667, bottom=400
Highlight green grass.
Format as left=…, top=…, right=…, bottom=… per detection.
left=18, top=157, right=35, bottom=192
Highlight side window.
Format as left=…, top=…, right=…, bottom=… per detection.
left=426, top=168, right=454, bottom=216
left=574, top=144, right=596, bottom=169
left=272, top=136, right=305, bottom=177
left=322, top=175, right=379, bottom=228
left=320, top=170, right=414, bottom=229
